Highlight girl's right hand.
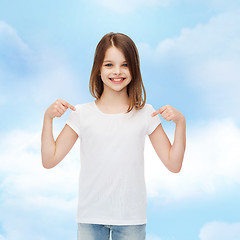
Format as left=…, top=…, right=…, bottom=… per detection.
left=45, top=99, right=76, bottom=119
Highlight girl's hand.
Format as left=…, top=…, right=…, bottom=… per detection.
left=151, top=105, right=185, bottom=124
left=45, top=99, right=76, bottom=119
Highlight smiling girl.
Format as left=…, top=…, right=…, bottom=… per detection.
left=41, top=32, right=186, bottom=240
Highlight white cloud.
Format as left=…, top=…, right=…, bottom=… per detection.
left=138, top=9, right=240, bottom=119
left=0, top=21, right=83, bottom=111
left=199, top=221, right=240, bottom=240
left=199, top=0, right=240, bottom=11
left=144, top=117, right=240, bottom=205
left=0, top=128, right=80, bottom=239
left=0, top=21, right=84, bottom=239
left=149, top=9, right=240, bottom=85
left=0, top=21, right=30, bottom=53
left=0, top=21, right=34, bottom=78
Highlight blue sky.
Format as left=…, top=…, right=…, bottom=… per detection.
left=1, top=0, right=240, bottom=239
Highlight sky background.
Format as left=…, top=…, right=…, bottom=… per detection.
left=1, top=0, right=240, bottom=239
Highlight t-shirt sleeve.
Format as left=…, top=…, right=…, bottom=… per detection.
left=146, top=104, right=161, bottom=135
left=66, top=104, right=81, bottom=137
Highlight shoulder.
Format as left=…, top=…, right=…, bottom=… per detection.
left=140, top=103, right=154, bottom=113
left=141, top=103, right=158, bottom=119
left=144, top=103, right=152, bottom=108
left=73, top=101, right=92, bottom=109
left=72, top=101, right=94, bottom=115
left=146, top=103, right=157, bottom=111
left=133, top=103, right=154, bottom=119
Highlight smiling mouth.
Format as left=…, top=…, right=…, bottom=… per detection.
left=109, top=78, right=126, bottom=82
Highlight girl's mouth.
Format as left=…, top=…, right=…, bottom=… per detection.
left=109, top=78, right=126, bottom=83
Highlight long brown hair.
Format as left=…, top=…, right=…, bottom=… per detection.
left=89, top=32, right=146, bottom=113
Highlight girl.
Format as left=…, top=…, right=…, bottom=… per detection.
left=41, top=32, right=186, bottom=240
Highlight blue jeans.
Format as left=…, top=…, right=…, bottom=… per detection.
left=77, top=223, right=146, bottom=240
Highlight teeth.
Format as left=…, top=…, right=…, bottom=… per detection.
left=110, top=78, right=125, bottom=82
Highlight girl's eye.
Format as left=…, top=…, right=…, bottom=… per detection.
left=104, top=64, right=128, bottom=67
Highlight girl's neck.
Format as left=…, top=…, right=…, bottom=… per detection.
left=97, top=93, right=130, bottom=106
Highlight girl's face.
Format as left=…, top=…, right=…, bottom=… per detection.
left=100, top=46, right=132, bottom=93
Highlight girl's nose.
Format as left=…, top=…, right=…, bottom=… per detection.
left=113, top=66, right=121, bottom=74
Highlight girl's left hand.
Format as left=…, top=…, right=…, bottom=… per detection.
left=151, top=105, right=185, bottom=124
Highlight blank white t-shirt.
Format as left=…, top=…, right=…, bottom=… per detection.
left=66, top=100, right=161, bottom=225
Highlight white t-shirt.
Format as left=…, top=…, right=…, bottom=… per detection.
left=66, top=100, right=161, bottom=225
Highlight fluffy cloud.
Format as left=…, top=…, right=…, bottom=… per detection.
left=0, top=21, right=82, bottom=110
left=0, top=127, right=80, bottom=239
left=0, top=21, right=30, bottom=54
left=199, top=221, right=240, bottom=240
left=144, top=117, right=240, bottom=205
left=142, top=9, right=240, bottom=85
left=0, top=21, right=86, bottom=238
left=199, top=0, right=240, bottom=11
left=138, top=9, right=240, bottom=119
left=0, top=21, right=33, bottom=76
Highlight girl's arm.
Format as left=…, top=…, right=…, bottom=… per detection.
left=150, top=105, right=186, bottom=173
left=169, top=117, right=186, bottom=172
left=41, top=114, right=56, bottom=168
left=41, top=99, right=78, bottom=169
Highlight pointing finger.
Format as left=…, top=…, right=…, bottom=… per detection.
left=151, top=111, right=158, bottom=117
left=151, top=105, right=167, bottom=117
left=69, top=105, right=76, bottom=111
left=60, top=99, right=76, bottom=111
left=159, top=105, right=167, bottom=114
